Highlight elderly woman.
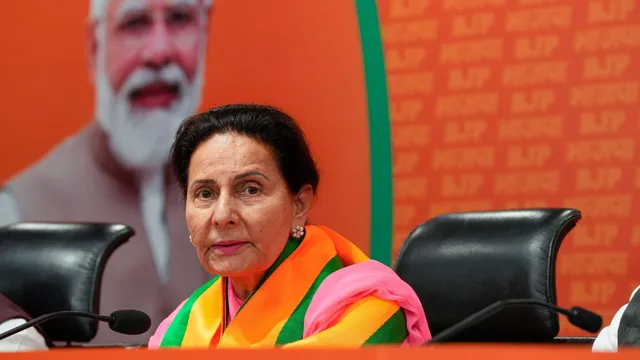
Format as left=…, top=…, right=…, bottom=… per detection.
left=148, top=104, right=430, bottom=348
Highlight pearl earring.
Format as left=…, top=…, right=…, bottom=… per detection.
left=291, top=225, right=305, bottom=238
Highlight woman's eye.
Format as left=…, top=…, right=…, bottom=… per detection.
left=198, top=189, right=213, bottom=199
left=244, top=186, right=260, bottom=195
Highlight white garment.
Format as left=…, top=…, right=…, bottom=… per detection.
left=138, top=170, right=170, bottom=284
left=592, top=285, right=640, bottom=352
left=0, top=318, right=48, bottom=352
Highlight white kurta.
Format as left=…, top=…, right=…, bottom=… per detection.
left=592, top=285, right=640, bottom=352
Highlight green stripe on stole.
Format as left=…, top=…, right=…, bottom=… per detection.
left=364, top=309, right=408, bottom=345
left=275, top=255, right=343, bottom=344
left=160, top=275, right=221, bottom=347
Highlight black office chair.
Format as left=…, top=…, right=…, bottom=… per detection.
left=0, top=222, right=134, bottom=344
left=394, top=208, right=595, bottom=344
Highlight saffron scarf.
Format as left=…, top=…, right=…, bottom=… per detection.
left=150, top=225, right=430, bottom=348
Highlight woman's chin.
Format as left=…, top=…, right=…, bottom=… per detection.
left=208, top=260, right=257, bottom=278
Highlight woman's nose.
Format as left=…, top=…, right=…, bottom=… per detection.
left=211, top=193, right=236, bottom=227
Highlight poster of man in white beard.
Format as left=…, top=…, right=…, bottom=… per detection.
left=0, top=0, right=213, bottom=345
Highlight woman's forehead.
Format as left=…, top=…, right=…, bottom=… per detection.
left=189, top=134, right=277, bottom=175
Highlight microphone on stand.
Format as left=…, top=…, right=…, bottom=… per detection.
left=0, top=309, right=151, bottom=341
left=427, top=298, right=602, bottom=343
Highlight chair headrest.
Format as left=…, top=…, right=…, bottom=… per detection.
left=0, top=222, right=134, bottom=342
left=394, top=208, right=581, bottom=342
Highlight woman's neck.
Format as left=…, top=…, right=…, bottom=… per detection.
left=228, top=274, right=263, bottom=301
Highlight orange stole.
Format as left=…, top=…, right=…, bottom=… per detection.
left=159, top=226, right=407, bottom=348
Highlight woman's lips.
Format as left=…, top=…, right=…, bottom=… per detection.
left=211, top=241, right=249, bottom=255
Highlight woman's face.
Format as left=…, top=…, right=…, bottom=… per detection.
left=185, top=133, right=310, bottom=279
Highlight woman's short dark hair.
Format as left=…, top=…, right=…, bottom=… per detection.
left=170, top=104, right=320, bottom=198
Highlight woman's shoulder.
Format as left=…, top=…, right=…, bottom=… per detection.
left=148, top=277, right=223, bottom=348
left=310, top=260, right=420, bottom=319
left=148, top=299, right=188, bottom=349
left=307, top=260, right=431, bottom=344
left=319, top=260, right=412, bottom=298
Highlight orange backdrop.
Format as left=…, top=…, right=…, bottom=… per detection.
left=377, top=0, right=640, bottom=336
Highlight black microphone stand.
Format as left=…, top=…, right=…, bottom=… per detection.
left=428, top=299, right=602, bottom=343
left=0, top=311, right=111, bottom=341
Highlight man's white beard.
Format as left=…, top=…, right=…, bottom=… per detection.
left=94, top=55, right=204, bottom=171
